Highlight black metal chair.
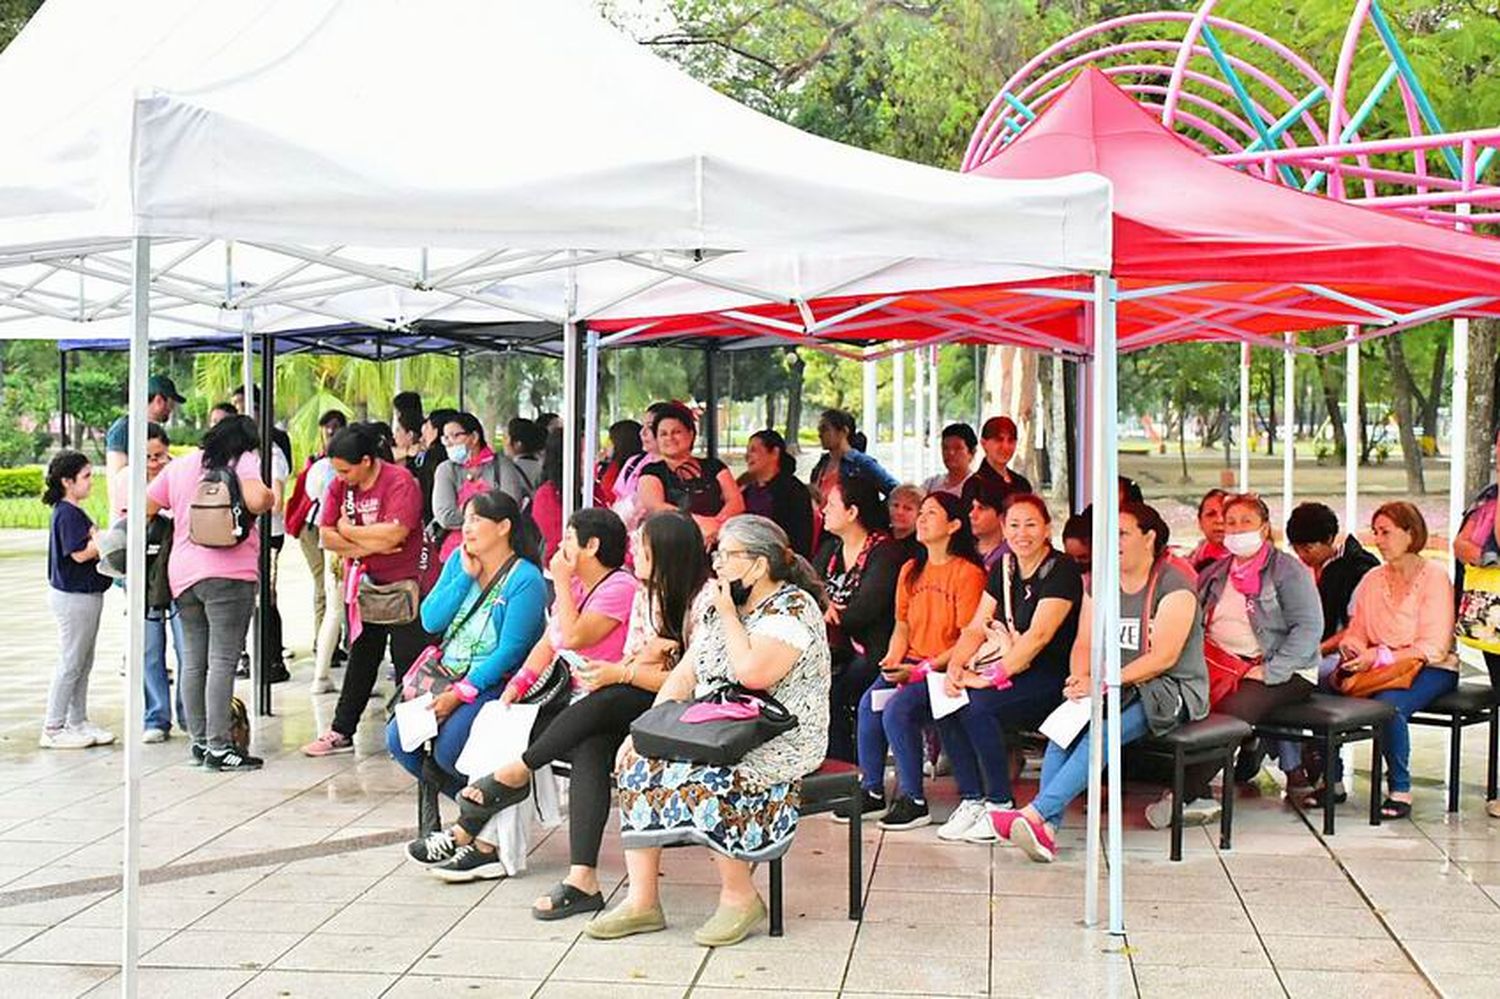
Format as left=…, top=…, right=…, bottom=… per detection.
left=765, top=765, right=864, bottom=936
left=1138, top=713, right=1253, bottom=861
left=1254, top=693, right=1396, bottom=834
left=1409, top=682, right=1499, bottom=812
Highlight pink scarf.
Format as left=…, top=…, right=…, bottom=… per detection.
left=1228, top=542, right=1270, bottom=598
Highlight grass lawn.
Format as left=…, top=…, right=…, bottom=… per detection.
left=0, top=494, right=111, bottom=530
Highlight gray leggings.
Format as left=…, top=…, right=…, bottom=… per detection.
left=46, top=589, right=106, bottom=731
left=176, top=578, right=256, bottom=751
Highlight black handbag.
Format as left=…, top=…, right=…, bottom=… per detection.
left=630, top=683, right=799, bottom=766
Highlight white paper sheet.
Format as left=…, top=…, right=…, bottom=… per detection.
left=394, top=693, right=438, bottom=752
left=1039, top=697, right=1092, bottom=748
left=870, top=687, right=897, bottom=712
left=455, top=701, right=540, bottom=779
left=926, top=670, right=969, bottom=720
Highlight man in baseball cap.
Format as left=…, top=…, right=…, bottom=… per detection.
left=105, top=374, right=186, bottom=501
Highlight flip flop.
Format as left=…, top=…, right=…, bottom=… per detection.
left=1379, top=797, right=1413, bottom=820
left=465, top=773, right=531, bottom=811
left=533, top=881, right=606, bottom=921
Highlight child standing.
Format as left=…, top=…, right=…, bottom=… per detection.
left=42, top=450, right=114, bottom=749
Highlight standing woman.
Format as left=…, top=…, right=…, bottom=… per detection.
left=815, top=474, right=905, bottom=763
left=995, top=503, right=1208, bottom=862
left=636, top=402, right=744, bottom=546
left=1171, top=493, right=1321, bottom=824
left=146, top=415, right=275, bottom=769
left=939, top=494, right=1083, bottom=842
left=587, top=516, right=829, bottom=947
left=738, top=429, right=815, bottom=558
left=595, top=419, right=643, bottom=509
left=41, top=451, right=114, bottom=749
left=853, top=492, right=987, bottom=830
left=432, top=413, right=531, bottom=561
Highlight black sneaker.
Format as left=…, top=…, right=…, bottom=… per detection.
left=205, top=747, right=264, bottom=771
left=879, top=796, right=931, bottom=831
left=406, top=829, right=458, bottom=867
left=265, top=663, right=291, bottom=684
left=1234, top=740, right=1267, bottom=783
left=190, top=742, right=208, bottom=766
left=432, top=843, right=507, bottom=883
left=831, top=790, right=887, bottom=824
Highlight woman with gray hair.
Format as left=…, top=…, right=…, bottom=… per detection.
left=586, top=515, right=830, bottom=948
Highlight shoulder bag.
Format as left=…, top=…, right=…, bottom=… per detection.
left=399, top=555, right=518, bottom=701
left=630, top=683, right=799, bottom=766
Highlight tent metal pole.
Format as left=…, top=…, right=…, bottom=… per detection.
left=1344, top=330, right=1360, bottom=534
left=457, top=352, right=466, bottom=412
left=913, top=344, right=926, bottom=479
left=582, top=328, right=600, bottom=509
left=1239, top=342, right=1251, bottom=491
left=703, top=347, right=720, bottom=461
left=1282, top=333, right=1295, bottom=524
left=929, top=344, right=940, bottom=478
left=892, top=346, right=905, bottom=482
left=1450, top=317, right=1470, bottom=568
left=562, top=264, right=580, bottom=522
left=57, top=349, right=68, bottom=448
left=257, top=333, right=275, bottom=718
left=121, top=236, right=150, bottom=999
left=1073, top=356, right=1091, bottom=513
left=1093, top=274, right=1124, bottom=936
left=862, top=348, right=878, bottom=453
left=1082, top=300, right=1101, bottom=929
left=239, top=313, right=262, bottom=722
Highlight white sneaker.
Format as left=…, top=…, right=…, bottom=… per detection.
left=39, top=728, right=95, bottom=749
left=937, top=799, right=990, bottom=842
left=142, top=728, right=168, bottom=744
left=310, top=677, right=336, bottom=694
left=76, top=723, right=115, bottom=746
left=964, top=802, right=1015, bottom=843
left=1144, top=791, right=1175, bottom=830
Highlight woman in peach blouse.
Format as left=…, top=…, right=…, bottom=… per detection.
left=1334, top=501, right=1455, bottom=820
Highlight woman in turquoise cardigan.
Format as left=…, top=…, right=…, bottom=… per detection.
left=385, top=489, right=547, bottom=792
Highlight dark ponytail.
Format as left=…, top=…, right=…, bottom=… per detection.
left=43, top=450, right=90, bottom=506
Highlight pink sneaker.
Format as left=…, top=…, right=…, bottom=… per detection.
left=301, top=731, right=353, bottom=757
left=989, top=809, right=1022, bottom=842
left=1009, top=812, right=1056, bottom=864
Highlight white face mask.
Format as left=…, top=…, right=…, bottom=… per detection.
left=1224, top=531, right=1263, bottom=558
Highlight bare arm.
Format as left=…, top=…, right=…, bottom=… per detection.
left=998, top=597, right=1074, bottom=677
left=1119, top=590, right=1197, bottom=686
left=637, top=474, right=669, bottom=514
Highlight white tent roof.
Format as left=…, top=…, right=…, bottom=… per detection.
left=0, top=0, right=1109, bottom=345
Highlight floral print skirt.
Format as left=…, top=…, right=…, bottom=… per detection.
left=616, top=751, right=801, bottom=862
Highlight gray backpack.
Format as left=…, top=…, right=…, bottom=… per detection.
left=188, top=467, right=254, bottom=548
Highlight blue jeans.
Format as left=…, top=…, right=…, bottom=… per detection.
left=937, top=667, right=1063, bottom=804
left=857, top=678, right=932, bottom=800
left=1376, top=667, right=1459, bottom=794
left=1030, top=699, right=1149, bottom=829
left=386, top=685, right=502, bottom=797
left=144, top=606, right=185, bottom=733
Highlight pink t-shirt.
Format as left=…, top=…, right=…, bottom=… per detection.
left=146, top=450, right=263, bottom=598
left=547, top=568, right=638, bottom=662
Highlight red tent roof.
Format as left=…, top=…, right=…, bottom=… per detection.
left=596, top=67, right=1500, bottom=356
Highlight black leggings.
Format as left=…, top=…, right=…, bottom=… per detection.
left=458, top=684, right=654, bottom=865
left=1183, top=676, right=1313, bottom=799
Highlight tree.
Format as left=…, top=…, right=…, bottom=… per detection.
left=1382, top=334, right=1427, bottom=493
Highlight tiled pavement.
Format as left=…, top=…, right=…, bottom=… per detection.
left=1, top=529, right=1498, bottom=997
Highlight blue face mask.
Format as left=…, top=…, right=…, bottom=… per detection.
left=447, top=443, right=469, bottom=465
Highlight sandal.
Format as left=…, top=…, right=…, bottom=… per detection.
left=1379, top=797, right=1413, bottom=820
left=464, top=774, right=531, bottom=811
left=533, top=881, right=606, bottom=922
left=1300, top=784, right=1347, bottom=809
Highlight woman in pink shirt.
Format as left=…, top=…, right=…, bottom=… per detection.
left=146, top=415, right=275, bottom=771
left=1335, top=501, right=1456, bottom=819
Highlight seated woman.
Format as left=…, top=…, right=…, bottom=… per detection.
left=938, top=494, right=1083, bottom=843
left=995, top=503, right=1208, bottom=862
left=584, top=516, right=830, bottom=948
left=1328, top=502, right=1456, bottom=819
left=387, top=490, right=548, bottom=806
left=853, top=492, right=986, bottom=831
left=403, top=506, right=637, bottom=879
left=1186, top=489, right=1229, bottom=572
left=1165, top=494, right=1321, bottom=828
left=737, top=429, right=815, bottom=558
left=637, top=402, right=745, bottom=546
left=815, top=474, right=906, bottom=763
left=417, top=512, right=711, bottom=898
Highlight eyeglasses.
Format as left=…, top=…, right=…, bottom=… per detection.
left=712, top=547, right=752, bottom=568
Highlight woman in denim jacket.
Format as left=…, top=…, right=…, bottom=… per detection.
left=1175, top=494, right=1322, bottom=820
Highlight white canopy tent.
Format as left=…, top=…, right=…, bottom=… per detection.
left=0, top=0, right=1125, bottom=990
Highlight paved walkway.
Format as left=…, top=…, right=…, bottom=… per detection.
left=1, top=530, right=1498, bottom=997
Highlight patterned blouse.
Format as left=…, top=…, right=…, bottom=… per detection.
left=686, top=582, right=831, bottom=789
left=621, top=584, right=715, bottom=666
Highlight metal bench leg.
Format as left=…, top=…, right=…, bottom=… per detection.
left=769, top=858, right=784, bottom=937
left=1369, top=733, right=1384, bottom=827
left=1219, top=745, right=1235, bottom=851
left=1322, top=734, right=1338, bottom=836
left=1447, top=718, right=1463, bottom=814
left=847, top=793, right=863, bottom=920
left=1169, top=748, right=1185, bottom=862
left=1488, top=710, right=1499, bottom=802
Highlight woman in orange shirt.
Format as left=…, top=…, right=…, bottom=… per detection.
left=851, top=492, right=986, bottom=831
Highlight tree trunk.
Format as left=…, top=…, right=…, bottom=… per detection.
left=783, top=349, right=805, bottom=450
left=1177, top=389, right=1190, bottom=483
left=1265, top=355, right=1276, bottom=456
left=1358, top=345, right=1373, bottom=464
left=1421, top=336, right=1448, bottom=446
left=1047, top=353, right=1069, bottom=503
left=1466, top=318, right=1500, bottom=499
left=764, top=393, right=777, bottom=434
left=1314, top=353, right=1346, bottom=458
left=1382, top=334, right=1427, bottom=494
